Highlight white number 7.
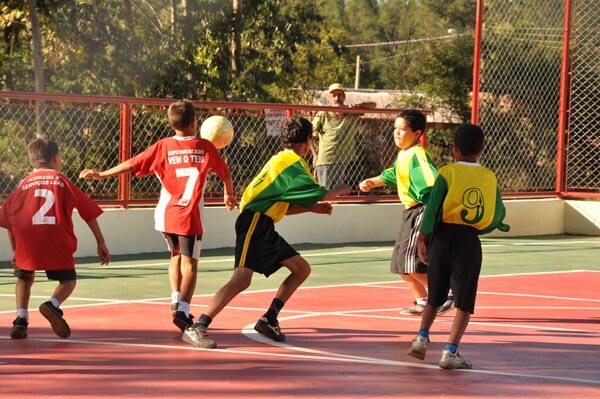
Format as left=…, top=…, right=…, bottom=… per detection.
left=176, top=167, right=199, bottom=206
left=32, top=189, right=56, bottom=225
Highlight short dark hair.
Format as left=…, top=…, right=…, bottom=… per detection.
left=454, top=124, right=485, bottom=156
left=282, top=115, right=312, bottom=148
left=28, top=137, right=59, bottom=168
left=168, top=100, right=196, bottom=130
left=398, top=109, right=426, bottom=133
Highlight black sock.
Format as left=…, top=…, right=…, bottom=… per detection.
left=263, top=298, right=284, bottom=323
left=198, top=314, right=212, bottom=328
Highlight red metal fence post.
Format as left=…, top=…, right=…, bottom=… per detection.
left=556, top=0, right=573, bottom=195
left=471, top=0, right=484, bottom=125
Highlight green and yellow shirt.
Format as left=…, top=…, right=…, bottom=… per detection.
left=240, top=150, right=328, bottom=223
left=380, top=145, right=438, bottom=209
left=420, top=162, right=510, bottom=235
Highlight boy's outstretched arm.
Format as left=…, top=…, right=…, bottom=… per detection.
left=222, top=171, right=239, bottom=211
left=79, top=160, right=133, bottom=180
left=359, top=176, right=384, bottom=192
left=85, top=218, right=110, bottom=265
left=286, top=202, right=333, bottom=216
left=321, top=183, right=352, bottom=202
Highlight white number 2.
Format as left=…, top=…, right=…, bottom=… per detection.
left=175, top=167, right=199, bottom=206
left=32, top=189, right=56, bottom=225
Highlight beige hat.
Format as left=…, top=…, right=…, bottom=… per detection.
left=328, top=83, right=345, bottom=93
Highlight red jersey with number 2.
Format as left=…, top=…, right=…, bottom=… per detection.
left=129, top=136, right=229, bottom=236
left=0, top=170, right=103, bottom=271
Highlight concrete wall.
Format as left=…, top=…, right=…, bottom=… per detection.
left=0, top=199, right=598, bottom=262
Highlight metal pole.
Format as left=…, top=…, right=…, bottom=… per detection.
left=471, top=0, right=484, bottom=124
left=556, top=0, right=572, bottom=195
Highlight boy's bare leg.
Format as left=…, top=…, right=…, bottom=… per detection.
left=419, top=303, right=438, bottom=331
left=15, top=275, right=34, bottom=310
left=168, top=253, right=182, bottom=293
left=447, top=308, right=470, bottom=345
left=276, top=255, right=311, bottom=303
left=179, top=255, right=197, bottom=305
left=51, top=280, right=76, bottom=303
left=205, top=267, right=253, bottom=319
left=402, top=273, right=428, bottom=300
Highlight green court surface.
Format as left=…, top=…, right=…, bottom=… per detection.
left=1, top=234, right=599, bottom=312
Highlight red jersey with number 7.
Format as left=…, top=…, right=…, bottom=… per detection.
left=129, top=135, right=229, bottom=236
left=0, top=170, right=103, bottom=271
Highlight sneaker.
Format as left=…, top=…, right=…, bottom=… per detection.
left=437, top=297, right=455, bottom=315
left=439, top=349, right=473, bottom=369
left=182, top=324, right=217, bottom=349
left=254, top=317, right=286, bottom=342
left=408, top=334, right=429, bottom=360
left=39, top=301, right=71, bottom=339
left=172, top=311, right=195, bottom=332
left=171, top=302, right=178, bottom=318
left=400, top=302, right=425, bottom=315
left=10, top=317, right=28, bottom=339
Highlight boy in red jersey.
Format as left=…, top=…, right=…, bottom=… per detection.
left=80, top=100, right=238, bottom=333
left=0, top=138, right=110, bottom=339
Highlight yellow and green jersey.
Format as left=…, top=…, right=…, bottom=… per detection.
left=240, top=150, right=328, bottom=223
left=380, top=145, right=438, bottom=209
left=420, top=162, right=510, bottom=235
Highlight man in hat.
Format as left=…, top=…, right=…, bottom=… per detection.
left=311, top=83, right=374, bottom=189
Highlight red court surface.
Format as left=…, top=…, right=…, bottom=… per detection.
left=1, top=271, right=599, bottom=398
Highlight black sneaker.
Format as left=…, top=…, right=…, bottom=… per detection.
left=172, top=311, right=195, bottom=332
left=254, top=317, right=286, bottom=342
left=39, top=301, right=71, bottom=339
left=171, top=302, right=179, bottom=318
left=10, top=317, right=28, bottom=339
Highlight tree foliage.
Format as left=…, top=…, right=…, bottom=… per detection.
left=1, top=0, right=476, bottom=111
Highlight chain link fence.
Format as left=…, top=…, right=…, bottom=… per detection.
left=478, top=0, right=599, bottom=197
left=0, top=94, right=409, bottom=204
left=567, top=1, right=600, bottom=193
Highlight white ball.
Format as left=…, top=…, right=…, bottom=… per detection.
left=200, top=115, right=234, bottom=149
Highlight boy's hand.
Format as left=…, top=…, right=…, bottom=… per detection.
left=416, top=232, right=428, bottom=265
left=359, top=179, right=375, bottom=192
left=79, top=169, right=101, bottom=180
left=97, top=243, right=110, bottom=266
left=312, top=202, right=333, bottom=215
left=224, top=194, right=239, bottom=211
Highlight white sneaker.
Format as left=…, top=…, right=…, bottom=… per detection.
left=438, top=349, right=472, bottom=369
left=182, top=324, right=217, bottom=349
left=437, top=297, right=455, bottom=315
left=408, top=334, right=429, bottom=360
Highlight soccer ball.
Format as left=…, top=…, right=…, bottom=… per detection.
left=200, top=115, right=234, bottom=149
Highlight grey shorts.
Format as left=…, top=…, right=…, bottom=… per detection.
left=390, top=205, right=427, bottom=275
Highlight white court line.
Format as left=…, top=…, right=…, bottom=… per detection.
left=0, top=329, right=597, bottom=386
left=239, top=322, right=600, bottom=385
left=73, top=239, right=600, bottom=269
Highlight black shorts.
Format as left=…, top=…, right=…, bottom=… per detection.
left=14, top=267, right=76, bottom=282
left=390, top=204, right=427, bottom=274
left=162, top=233, right=203, bottom=259
left=426, top=223, right=482, bottom=314
left=234, top=210, right=299, bottom=277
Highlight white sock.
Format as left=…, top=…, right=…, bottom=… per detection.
left=178, top=301, right=190, bottom=317
left=416, top=297, right=427, bottom=306
left=50, top=297, right=61, bottom=308
left=171, top=292, right=181, bottom=304
left=17, top=308, right=28, bottom=320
